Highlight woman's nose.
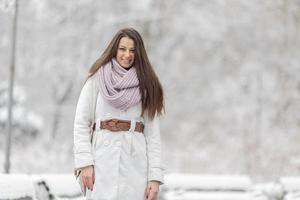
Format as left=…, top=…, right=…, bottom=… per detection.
left=124, top=50, right=131, bottom=58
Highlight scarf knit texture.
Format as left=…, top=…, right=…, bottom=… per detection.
left=98, top=58, right=141, bottom=111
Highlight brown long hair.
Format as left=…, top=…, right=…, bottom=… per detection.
left=88, top=28, right=164, bottom=119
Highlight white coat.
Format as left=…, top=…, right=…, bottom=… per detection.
left=73, top=71, right=164, bottom=200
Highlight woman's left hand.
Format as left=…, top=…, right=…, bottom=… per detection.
left=145, top=180, right=160, bottom=200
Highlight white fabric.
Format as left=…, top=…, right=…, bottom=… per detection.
left=129, top=119, right=136, bottom=132
left=73, top=71, right=164, bottom=200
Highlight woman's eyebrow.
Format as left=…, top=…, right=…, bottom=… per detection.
left=119, top=45, right=135, bottom=49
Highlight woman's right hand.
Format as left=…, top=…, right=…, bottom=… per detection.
left=80, top=165, right=94, bottom=191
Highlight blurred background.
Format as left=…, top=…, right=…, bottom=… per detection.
left=1, top=0, right=300, bottom=184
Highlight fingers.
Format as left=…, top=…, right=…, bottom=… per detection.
left=80, top=175, right=88, bottom=189
left=147, top=189, right=158, bottom=200
left=145, top=185, right=151, bottom=198
left=147, top=191, right=154, bottom=200
left=93, top=168, right=95, bottom=184
left=88, top=176, right=94, bottom=190
left=80, top=167, right=94, bottom=191
left=145, top=185, right=158, bottom=200
left=82, top=175, right=93, bottom=190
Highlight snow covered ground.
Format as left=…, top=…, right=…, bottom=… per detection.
left=1, top=173, right=300, bottom=200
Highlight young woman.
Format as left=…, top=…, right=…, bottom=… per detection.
left=73, top=28, right=165, bottom=200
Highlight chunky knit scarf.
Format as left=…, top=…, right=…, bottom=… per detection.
left=98, top=58, right=141, bottom=111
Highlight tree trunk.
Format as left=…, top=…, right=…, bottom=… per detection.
left=4, top=0, right=19, bottom=174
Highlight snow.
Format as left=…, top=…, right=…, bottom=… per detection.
left=0, top=82, right=43, bottom=135
left=31, top=174, right=82, bottom=197
left=164, top=173, right=252, bottom=191
left=0, top=173, right=83, bottom=200
left=279, top=177, right=300, bottom=200
left=0, top=174, right=35, bottom=199
left=1, top=0, right=300, bottom=185
left=1, top=173, right=300, bottom=200
left=251, top=182, right=284, bottom=200
left=162, top=174, right=253, bottom=200
left=284, top=192, right=300, bottom=200
left=165, top=191, right=251, bottom=200
left=280, top=177, right=300, bottom=192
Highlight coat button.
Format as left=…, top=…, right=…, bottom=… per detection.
left=104, top=141, right=110, bottom=146
left=115, top=141, right=121, bottom=147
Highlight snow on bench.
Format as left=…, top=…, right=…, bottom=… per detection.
left=164, top=173, right=252, bottom=190
left=31, top=174, right=82, bottom=199
left=280, top=177, right=300, bottom=192
left=0, top=174, right=35, bottom=200
left=250, top=182, right=284, bottom=200
left=0, top=173, right=83, bottom=200
left=280, top=177, right=300, bottom=200
left=161, top=173, right=252, bottom=200
left=7, top=173, right=300, bottom=200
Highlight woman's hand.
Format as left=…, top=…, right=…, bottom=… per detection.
left=145, top=180, right=160, bottom=200
left=80, top=165, right=94, bottom=191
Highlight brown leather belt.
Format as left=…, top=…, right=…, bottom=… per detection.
left=100, top=119, right=144, bottom=133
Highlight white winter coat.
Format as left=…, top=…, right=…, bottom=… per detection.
left=73, top=71, right=164, bottom=200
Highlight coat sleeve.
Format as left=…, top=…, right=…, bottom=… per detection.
left=73, top=75, right=97, bottom=169
left=144, top=114, right=165, bottom=185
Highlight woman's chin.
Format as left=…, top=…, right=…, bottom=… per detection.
left=121, top=63, right=132, bottom=69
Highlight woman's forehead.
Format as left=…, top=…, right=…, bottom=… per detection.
left=119, top=37, right=135, bottom=48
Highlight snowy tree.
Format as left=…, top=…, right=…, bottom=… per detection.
left=1, top=0, right=300, bottom=180
left=0, top=82, right=43, bottom=144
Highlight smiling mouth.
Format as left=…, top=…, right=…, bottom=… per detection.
left=123, top=60, right=131, bottom=64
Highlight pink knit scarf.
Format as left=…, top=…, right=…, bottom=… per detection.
left=98, top=58, right=141, bottom=111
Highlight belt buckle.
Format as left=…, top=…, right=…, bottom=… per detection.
left=107, top=119, right=119, bottom=131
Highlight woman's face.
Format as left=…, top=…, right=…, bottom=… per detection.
left=116, top=37, right=135, bottom=69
